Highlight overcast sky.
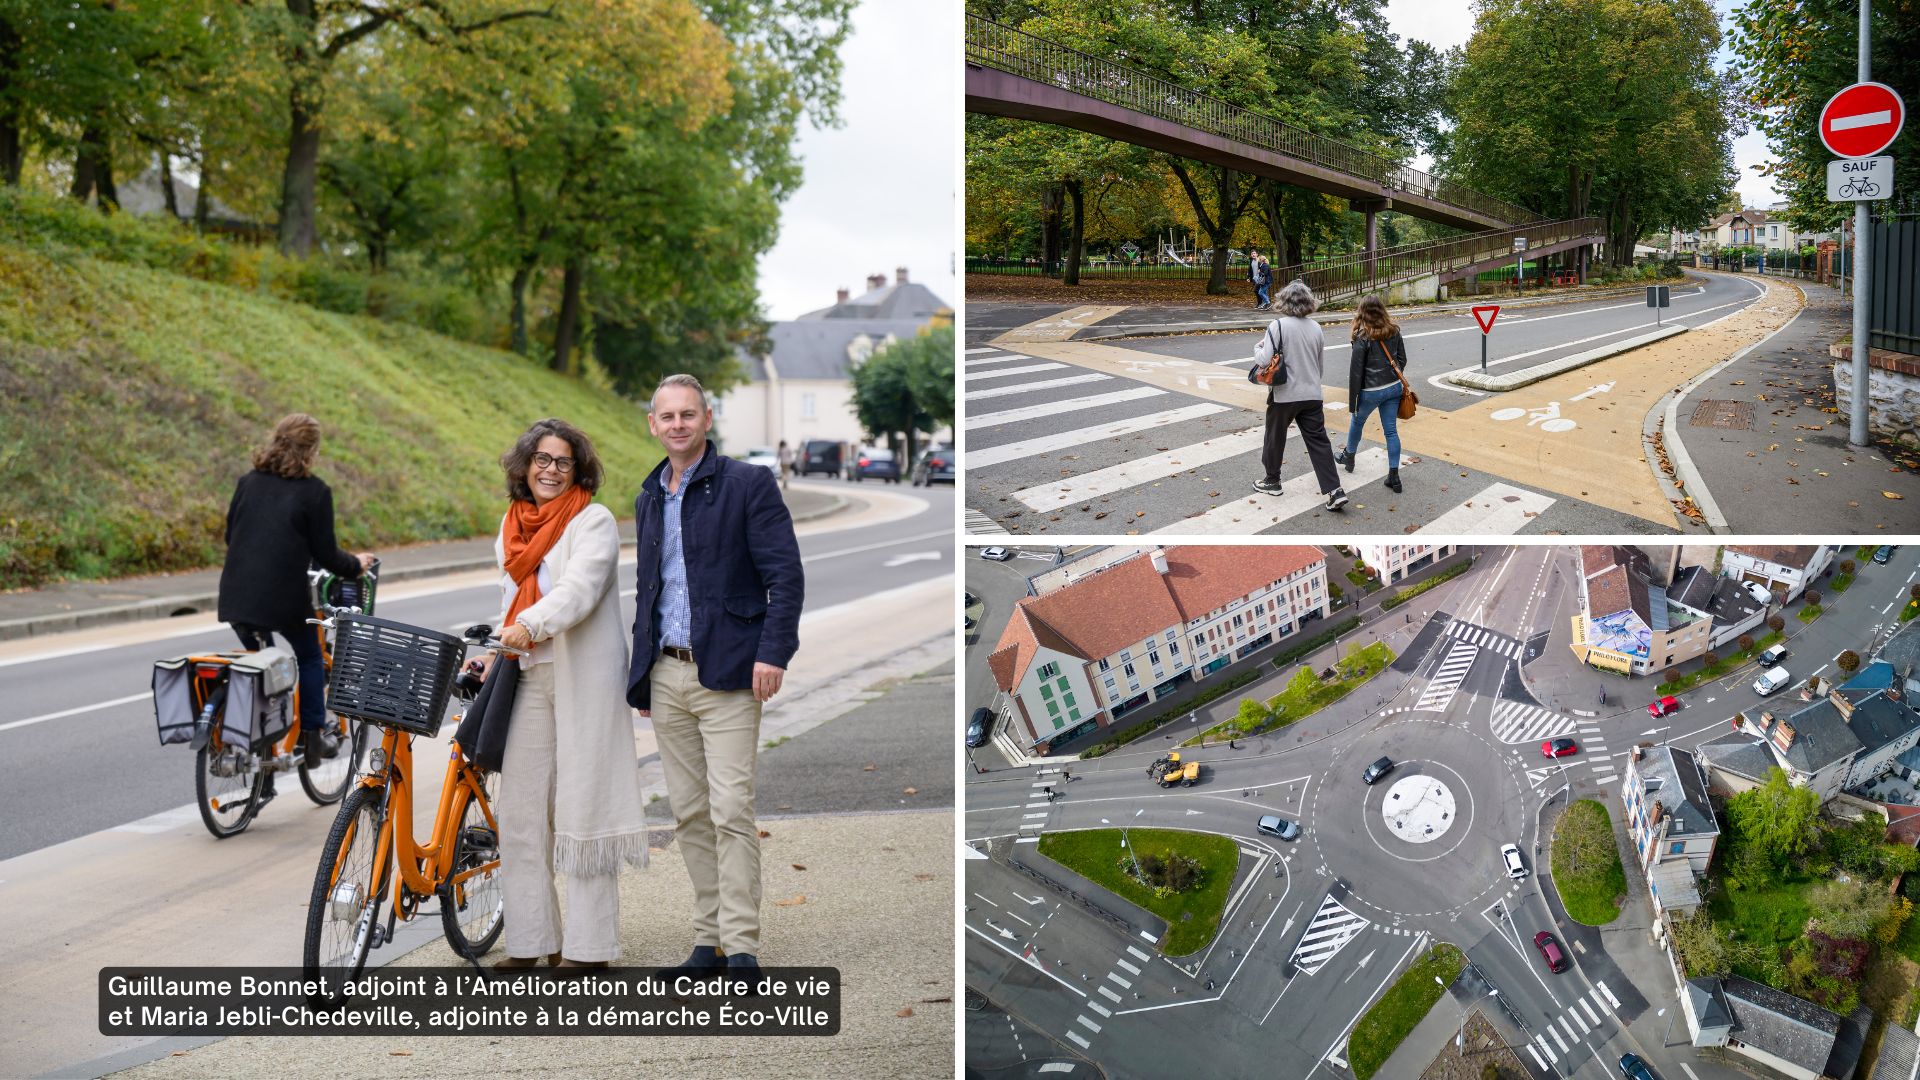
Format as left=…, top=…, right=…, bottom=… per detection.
left=1384, top=0, right=1781, bottom=209
left=754, top=1, right=957, bottom=321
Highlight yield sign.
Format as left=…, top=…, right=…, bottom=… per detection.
left=1472, top=305, right=1500, bottom=334
left=1821, top=81, right=1906, bottom=159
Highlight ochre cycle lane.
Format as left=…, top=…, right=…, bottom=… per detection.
left=991, top=273, right=1800, bottom=530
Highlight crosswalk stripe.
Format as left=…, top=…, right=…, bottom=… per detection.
left=1417, top=482, right=1556, bottom=534
left=966, top=386, right=1168, bottom=431
left=1098, top=985, right=1122, bottom=1003
left=1126, top=946, right=1151, bottom=962
left=1115, top=958, right=1141, bottom=975
left=965, top=346, right=1002, bottom=354
left=1066, top=1030, right=1091, bottom=1049
left=965, top=362, right=1068, bottom=382
left=964, top=509, right=1011, bottom=536
left=1535, top=1035, right=1558, bottom=1063
left=1151, top=448, right=1390, bottom=535
left=966, top=373, right=1112, bottom=402
left=1077, top=1015, right=1101, bottom=1033
left=1548, top=1024, right=1570, bottom=1053
left=1528, top=1044, right=1549, bottom=1069
left=1088, top=1002, right=1111, bottom=1017
left=1595, top=981, right=1621, bottom=1011
left=1580, top=998, right=1602, bottom=1026
left=968, top=404, right=1234, bottom=470
left=1569, top=1008, right=1591, bottom=1034
left=1558, top=1017, right=1579, bottom=1044
left=1011, top=427, right=1267, bottom=512
left=964, top=354, right=1027, bottom=366
left=1107, top=972, right=1131, bottom=989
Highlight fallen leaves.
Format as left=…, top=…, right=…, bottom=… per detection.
left=1886, top=491, right=1906, bottom=500
left=897, top=1007, right=915, bottom=1017
left=774, top=894, right=808, bottom=907
left=903, top=787, right=919, bottom=796
left=792, top=863, right=807, bottom=871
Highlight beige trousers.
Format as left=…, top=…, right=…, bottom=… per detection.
left=650, top=652, right=763, bottom=956
left=499, top=663, right=621, bottom=962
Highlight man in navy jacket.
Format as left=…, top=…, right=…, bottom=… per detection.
left=628, top=374, right=803, bottom=981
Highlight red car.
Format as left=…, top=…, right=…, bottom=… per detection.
left=1541, top=737, right=1578, bottom=758
left=1534, top=931, right=1569, bottom=973
left=1648, top=696, right=1680, bottom=718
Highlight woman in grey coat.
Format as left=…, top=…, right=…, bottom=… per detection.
left=1253, top=280, right=1349, bottom=510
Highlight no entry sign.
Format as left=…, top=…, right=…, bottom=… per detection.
left=1472, top=305, right=1499, bottom=334
left=1821, top=81, right=1906, bottom=159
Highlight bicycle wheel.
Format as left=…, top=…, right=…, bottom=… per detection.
left=298, top=715, right=369, bottom=806
left=439, top=770, right=504, bottom=958
left=303, top=784, right=391, bottom=983
left=195, top=735, right=263, bottom=839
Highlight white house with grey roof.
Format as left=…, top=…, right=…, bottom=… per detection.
left=1682, top=976, right=1869, bottom=1080
left=713, top=268, right=951, bottom=456
left=1700, top=661, right=1920, bottom=803
left=1622, top=745, right=1718, bottom=918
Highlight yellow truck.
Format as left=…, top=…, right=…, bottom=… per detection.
left=1147, top=751, right=1182, bottom=782
left=1159, top=760, right=1201, bottom=788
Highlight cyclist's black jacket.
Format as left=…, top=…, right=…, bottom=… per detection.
left=217, top=469, right=362, bottom=631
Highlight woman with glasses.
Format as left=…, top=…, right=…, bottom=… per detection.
left=471, top=418, right=646, bottom=972
left=216, top=413, right=374, bottom=807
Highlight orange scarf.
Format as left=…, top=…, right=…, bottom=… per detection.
left=502, top=485, right=591, bottom=630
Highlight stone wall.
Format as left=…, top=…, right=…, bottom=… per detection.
left=1831, top=343, right=1920, bottom=447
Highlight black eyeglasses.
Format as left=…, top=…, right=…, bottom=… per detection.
left=532, top=452, right=575, bottom=473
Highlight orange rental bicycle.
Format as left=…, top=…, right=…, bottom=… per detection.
left=167, top=562, right=379, bottom=838
left=301, top=617, right=516, bottom=981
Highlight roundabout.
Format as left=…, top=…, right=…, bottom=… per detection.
left=1380, top=774, right=1458, bottom=843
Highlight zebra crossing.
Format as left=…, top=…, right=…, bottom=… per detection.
left=1064, top=942, right=1156, bottom=1052
left=1583, top=720, right=1618, bottom=784
left=1414, top=642, right=1479, bottom=712
left=960, top=342, right=1564, bottom=536
left=1289, top=893, right=1369, bottom=976
left=1441, top=620, right=1526, bottom=661
left=1523, top=980, right=1622, bottom=1071
left=1490, top=699, right=1578, bottom=744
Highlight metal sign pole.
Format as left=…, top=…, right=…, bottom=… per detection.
left=1482, top=332, right=1488, bottom=372
left=1850, top=0, right=1873, bottom=448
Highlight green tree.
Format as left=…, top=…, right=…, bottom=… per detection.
left=1726, top=768, right=1822, bottom=864
left=1668, top=910, right=1730, bottom=978
left=1807, top=878, right=1894, bottom=940
left=1837, top=649, right=1861, bottom=674
left=851, top=325, right=954, bottom=466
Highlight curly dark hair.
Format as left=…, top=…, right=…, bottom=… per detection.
left=500, top=418, right=603, bottom=503
left=254, top=413, right=321, bottom=479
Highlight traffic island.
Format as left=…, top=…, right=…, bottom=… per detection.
left=1186, top=641, right=1395, bottom=745
left=1345, top=941, right=1466, bottom=1080
left=1034, top=828, right=1239, bottom=956
left=1551, top=799, right=1627, bottom=925
left=1446, top=325, right=1688, bottom=392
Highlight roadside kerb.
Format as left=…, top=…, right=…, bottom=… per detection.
left=1446, top=325, right=1688, bottom=392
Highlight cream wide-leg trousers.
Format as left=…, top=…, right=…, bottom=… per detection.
left=498, top=662, right=621, bottom=962
left=650, top=651, right=764, bottom=957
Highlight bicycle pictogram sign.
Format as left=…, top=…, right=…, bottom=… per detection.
left=1489, top=400, right=1577, bottom=433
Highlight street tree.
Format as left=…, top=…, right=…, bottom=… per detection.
left=1805, top=589, right=1822, bottom=607
left=851, top=325, right=955, bottom=467
left=1837, top=650, right=1861, bottom=674
left=1726, top=767, right=1822, bottom=864
left=1769, top=613, right=1787, bottom=634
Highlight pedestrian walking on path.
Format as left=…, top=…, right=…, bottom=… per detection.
left=1248, top=249, right=1271, bottom=309
left=1252, top=280, right=1348, bottom=510
left=482, top=417, right=646, bottom=973
left=216, top=412, right=375, bottom=803
left=1335, top=294, right=1411, bottom=494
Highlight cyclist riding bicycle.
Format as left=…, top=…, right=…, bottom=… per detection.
left=216, top=413, right=374, bottom=806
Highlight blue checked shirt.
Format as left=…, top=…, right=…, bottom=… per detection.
left=656, top=481, right=691, bottom=649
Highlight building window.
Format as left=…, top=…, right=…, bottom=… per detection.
left=1165, top=629, right=1176, bottom=641
left=1148, top=649, right=1161, bottom=665
left=1057, top=677, right=1070, bottom=694
left=1099, top=658, right=1109, bottom=672
left=1064, top=692, right=1076, bottom=709
left=1039, top=683, right=1053, bottom=700
left=1193, top=636, right=1204, bottom=648
left=801, top=393, right=817, bottom=420
left=1170, top=641, right=1180, bottom=657
left=1046, top=698, right=1059, bottom=716
left=1124, top=663, right=1135, bottom=679
left=1670, top=842, right=1685, bottom=855
left=1038, top=661, right=1059, bottom=680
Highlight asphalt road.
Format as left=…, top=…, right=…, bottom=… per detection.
left=0, top=485, right=955, bottom=861
left=962, top=545, right=1910, bottom=1080
left=962, top=274, right=1769, bottom=536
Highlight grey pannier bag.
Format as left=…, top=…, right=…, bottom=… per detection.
left=152, top=657, right=197, bottom=746
left=223, top=645, right=299, bottom=750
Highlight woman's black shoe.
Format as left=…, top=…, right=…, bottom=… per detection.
left=1385, top=470, right=1402, bottom=493
left=1334, top=450, right=1355, bottom=473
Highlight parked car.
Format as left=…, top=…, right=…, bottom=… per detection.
left=852, top=447, right=900, bottom=482
left=1257, top=815, right=1301, bottom=841
left=1743, top=580, right=1773, bottom=605
left=980, top=547, right=1012, bottom=562
left=797, top=439, right=843, bottom=479
left=1648, top=696, right=1680, bottom=718
left=1362, top=756, right=1394, bottom=785
left=1501, top=843, right=1528, bottom=879
left=1534, top=931, right=1569, bottom=973
left=742, top=447, right=779, bottom=474
left=965, top=707, right=991, bottom=748
left=1618, top=1053, right=1659, bottom=1080
left=912, top=444, right=955, bottom=486
left=1874, top=545, right=1896, bottom=565
left=964, top=591, right=978, bottom=607
left=1758, top=643, right=1788, bottom=666
left=1541, top=737, right=1578, bottom=759
left=1753, top=666, right=1791, bottom=696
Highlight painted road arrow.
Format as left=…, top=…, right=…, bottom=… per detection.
left=1570, top=381, right=1615, bottom=401
left=987, top=920, right=1015, bottom=940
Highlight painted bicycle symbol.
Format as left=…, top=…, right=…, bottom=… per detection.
left=1490, top=400, right=1578, bottom=433
left=1838, top=178, right=1881, bottom=199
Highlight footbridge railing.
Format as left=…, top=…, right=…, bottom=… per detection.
left=1274, top=216, right=1605, bottom=305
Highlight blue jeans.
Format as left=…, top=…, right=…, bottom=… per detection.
left=1254, top=281, right=1270, bottom=306
left=233, top=621, right=326, bottom=732
left=1345, top=383, right=1403, bottom=469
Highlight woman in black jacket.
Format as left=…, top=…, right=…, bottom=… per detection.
left=216, top=414, right=373, bottom=796
left=1334, top=294, right=1409, bottom=494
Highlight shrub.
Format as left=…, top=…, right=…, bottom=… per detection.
left=1702, top=651, right=1720, bottom=668
left=1738, top=634, right=1755, bottom=653
left=1837, top=650, right=1861, bottom=674
left=1804, top=589, right=1822, bottom=607
left=1769, top=613, right=1786, bottom=633
left=1841, top=559, right=1857, bottom=575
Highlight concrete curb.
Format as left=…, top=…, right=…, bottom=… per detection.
left=1063, top=279, right=1699, bottom=343
left=0, top=493, right=851, bottom=643
left=1446, top=325, right=1688, bottom=392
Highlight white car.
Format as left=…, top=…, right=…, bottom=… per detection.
left=1744, top=581, right=1773, bottom=605
left=1753, top=666, right=1791, bottom=696
left=1501, top=843, right=1528, bottom=880
left=742, top=447, right=779, bottom=474
left=980, top=547, right=1012, bottom=562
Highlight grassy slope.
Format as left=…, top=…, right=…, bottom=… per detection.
left=0, top=243, right=662, bottom=588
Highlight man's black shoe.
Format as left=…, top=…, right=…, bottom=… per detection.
left=661, top=945, right=726, bottom=990
left=725, top=952, right=762, bottom=997
left=303, top=727, right=343, bottom=768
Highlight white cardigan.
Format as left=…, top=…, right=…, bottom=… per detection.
left=493, top=503, right=647, bottom=875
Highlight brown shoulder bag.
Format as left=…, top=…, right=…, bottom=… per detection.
left=1384, top=338, right=1418, bottom=420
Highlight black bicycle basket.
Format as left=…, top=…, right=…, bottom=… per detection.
left=325, top=613, right=464, bottom=736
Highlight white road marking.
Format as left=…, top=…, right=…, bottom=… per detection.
left=0, top=692, right=149, bottom=733
left=1126, top=945, right=1151, bottom=962
left=966, top=374, right=1112, bottom=402
left=964, top=362, right=1069, bottom=381
left=1151, top=449, right=1390, bottom=535
left=1115, top=958, right=1140, bottom=975
left=1012, top=428, right=1268, bottom=512
left=968, top=404, right=1235, bottom=470
left=965, top=387, right=1167, bottom=431
left=1098, top=986, right=1122, bottom=1003
left=1416, top=483, right=1556, bottom=535
left=1065, top=1030, right=1090, bottom=1049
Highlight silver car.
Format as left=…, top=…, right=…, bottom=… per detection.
left=1257, top=815, right=1300, bottom=841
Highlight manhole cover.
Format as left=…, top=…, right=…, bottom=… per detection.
left=1689, top=399, right=1754, bottom=429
